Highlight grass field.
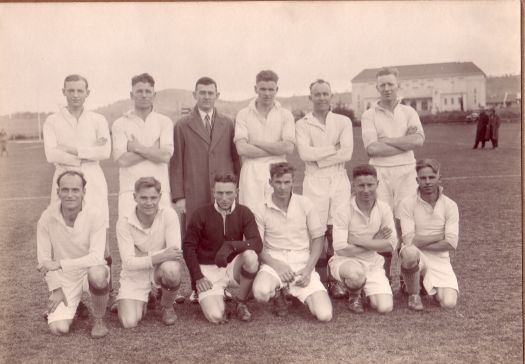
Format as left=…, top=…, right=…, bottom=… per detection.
left=0, top=122, right=522, bottom=363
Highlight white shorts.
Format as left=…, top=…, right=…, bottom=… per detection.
left=374, top=164, right=417, bottom=218
left=118, top=190, right=173, bottom=219
left=259, top=249, right=326, bottom=303
left=418, top=250, right=459, bottom=295
left=329, top=255, right=392, bottom=297
left=47, top=266, right=110, bottom=324
left=117, top=268, right=157, bottom=303
left=303, top=171, right=351, bottom=226
left=198, top=255, right=241, bottom=302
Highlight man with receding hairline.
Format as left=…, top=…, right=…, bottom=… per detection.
left=37, top=170, right=110, bottom=338
left=234, top=70, right=295, bottom=216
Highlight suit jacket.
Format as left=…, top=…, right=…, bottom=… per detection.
left=169, top=107, right=240, bottom=226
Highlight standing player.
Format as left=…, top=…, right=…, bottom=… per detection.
left=252, top=163, right=332, bottom=322
left=330, top=165, right=396, bottom=313
left=183, top=173, right=262, bottom=324
left=116, top=177, right=183, bottom=327
left=360, top=67, right=425, bottom=286
left=112, top=73, right=180, bottom=308
left=170, top=76, right=240, bottom=226
left=37, top=171, right=110, bottom=338
left=398, top=159, right=459, bottom=310
left=0, top=128, right=8, bottom=157
left=295, top=79, right=353, bottom=298
left=234, top=70, right=295, bottom=216
left=112, top=73, right=174, bottom=217
left=43, top=74, right=113, bottom=309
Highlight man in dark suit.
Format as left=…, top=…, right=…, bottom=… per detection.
left=170, top=77, right=240, bottom=301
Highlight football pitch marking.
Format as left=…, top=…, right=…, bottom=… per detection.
left=0, top=174, right=520, bottom=202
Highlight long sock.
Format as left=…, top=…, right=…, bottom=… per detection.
left=401, top=264, right=420, bottom=295
left=90, top=285, right=109, bottom=319
left=238, top=267, right=257, bottom=301
left=160, top=287, right=178, bottom=309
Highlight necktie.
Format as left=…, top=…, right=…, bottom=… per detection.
left=204, top=114, right=212, bottom=136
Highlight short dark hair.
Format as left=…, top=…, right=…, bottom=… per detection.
left=376, top=67, right=400, bottom=79
left=134, top=177, right=161, bottom=193
left=416, top=159, right=441, bottom=174
left=56, top=170, right=87, bottom=188
left=269, top=162, right=295, bottom=179
left=352, top=164, right=377, bottom=179
left=309, top=79, right=331, bottom=92
left=63, top=74, right=89, bottom=89
left=256, top=70, right=279, bottom=83
left=214, top=172, right=238, bottom=186
left=132, top=73, right=155, bottom=87
left=195, top=77, right=218, bottom=91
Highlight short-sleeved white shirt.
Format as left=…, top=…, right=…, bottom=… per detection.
left=255, top=194, right=325, bottom=251
left=234, top=99, right=295, bottom=163
left=112, top=110, right=174, bottom=194
left=361, top=101, right=424, bottom=167
left=398, top=188, right=459, bottom=258
left=116, top=207, right=181, bottom=273
left=332, top=197, right=397, bottom=263
left=295, top=111, right=353, bottom=176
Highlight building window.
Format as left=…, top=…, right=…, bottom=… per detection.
left=444, top=98, right=447, bottom=105
left=410, top=101, right=417, bottom=109
left=422, top=100, right=428, bottom=110
left=451, top=98, right=454, bottom=105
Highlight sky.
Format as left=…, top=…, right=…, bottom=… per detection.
left=0, top=1, right=521, bottom=114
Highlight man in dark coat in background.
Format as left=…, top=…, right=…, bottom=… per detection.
left=488, top=108, right=501, bottom=148
left=473, top=108, right=489, bottom=149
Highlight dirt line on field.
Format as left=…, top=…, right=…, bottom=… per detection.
left=442, top=174, right=520, bottom=181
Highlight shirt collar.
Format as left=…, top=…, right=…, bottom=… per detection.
left=213, top=200, right=236, bottom=215
left=124, top=108, right=155, bottom=120
left=264, top=192, right=295, bottom=213
left=125, top=206, right=163, bottom=231
left=416, top=186, right=444, bottom=205
left=198, top=108, right=214, bottom=122
left=373, top=99, right=401, bottom=113
left=50, top=200, right=85, bottom=226
left=350, top=196, right=378, bottom=217
left=302, top=111, right=334, bottom=127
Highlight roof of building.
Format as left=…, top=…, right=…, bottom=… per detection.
left=352, top=62, right=486, bottom=83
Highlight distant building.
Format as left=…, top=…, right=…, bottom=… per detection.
left=351, top=62, right=486, bottom=117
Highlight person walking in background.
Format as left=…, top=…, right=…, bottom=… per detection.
left=488, top=108, right=501, bottom=148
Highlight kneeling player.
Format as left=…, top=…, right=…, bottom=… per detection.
left=330, top=165, right=396, bottom=314
left=116, top=177, right=183, bottom=327
left=183, top=173, right=262, bottom=324
left=398, top=159, right=459, bottom=311
left=37, top=171, right=110, bottom=338
left=252, top=163, right=332, bottom=322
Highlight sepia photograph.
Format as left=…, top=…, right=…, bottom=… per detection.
left=0, top=1, right=522, bottom=363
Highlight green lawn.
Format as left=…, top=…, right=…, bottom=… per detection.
left=0, top=122, right=522, bottom=363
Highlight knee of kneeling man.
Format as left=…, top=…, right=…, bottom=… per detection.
left=205, top=309, right=225, bottom=324
left=316, top=309, right=333, bottom=322
left=88, top=268, right=109, bottom=289
left=376, top=302, right=393, bottom=314
left=241, top=250, right=259, bottom=267
left=344, top=269, right=366, bottom=288
left=252, top=287, right=272, bottom=303
left=440, top=298, right=457, bottom=309
left=49, top=322, right=70, bottom=336
left=119, top=316, right=139, bottom=329
left=400, top=247, right=419, bottom=268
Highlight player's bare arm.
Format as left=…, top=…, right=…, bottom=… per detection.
left=259, top=250, right=295, bottom=283
left=347, top=230, right=393, bottom=253
left=295, top=235, right=324, bottom=287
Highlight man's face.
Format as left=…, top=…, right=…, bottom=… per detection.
left=57, top=174, right=85, bottom=210
left=310, top=82, right=332, bottom=113
left=269, top=173, right=293, bottom=199
left=134, top=187, right=161, bottom=216
left=62, top=80, right=89, bottom=109
left=376, top=74, right=399, bottom=103
left=352, top=175, right=378, bottom=205
left=130, top=82, right=155, bottom=110
left=193, top=84, right=219, bottom=112
left=254, top=81, right=278, bottom=107
left=213, top=182, right=237, bottom=211
left=416, top=167, right=440, bottom=194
